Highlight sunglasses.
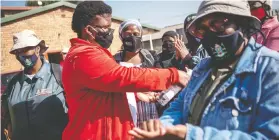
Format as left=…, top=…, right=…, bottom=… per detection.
left=188, top=17, right=231, bottom=39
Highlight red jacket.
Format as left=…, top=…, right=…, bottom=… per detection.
left=62, top=38, right=179, bottom=140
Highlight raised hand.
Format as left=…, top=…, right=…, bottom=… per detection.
left=174, top=35, right=191, bottom=60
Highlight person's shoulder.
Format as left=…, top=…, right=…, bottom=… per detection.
left=193, top=57, right=211, bottom=70
left=258, top=46, right=279, bottom=61
left=4, top=71, right=23, bottom=93
left=113, top=50, right=124, bottom=61
left=147, top=49, right=157, bottom=54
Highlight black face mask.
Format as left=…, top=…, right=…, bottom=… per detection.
left=162, top=41, right=176, bottom=54
left=91, top=28, right=114, bottom=49
left=201, top=30, right=244, bottom=67
left=122, top=36, right=142, bottom=52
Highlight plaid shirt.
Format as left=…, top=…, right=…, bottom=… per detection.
left=136, top=101, right=159, bottom=126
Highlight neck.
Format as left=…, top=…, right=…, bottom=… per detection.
left=161, top=52, right=175, bottom=60
left=81, top=33, right=95, bottom=44
left=25, top=59, right=43, bottom=75
left=124, top=51, right=142, bottom=64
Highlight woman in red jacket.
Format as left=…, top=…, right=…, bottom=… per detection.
left=62, top=1, right=189, bottom=140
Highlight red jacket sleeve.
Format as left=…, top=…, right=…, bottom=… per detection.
left=75, top=47, right=179, bottom=93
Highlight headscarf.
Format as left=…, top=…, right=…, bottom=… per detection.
left=119, top=19, right=143, bottom=40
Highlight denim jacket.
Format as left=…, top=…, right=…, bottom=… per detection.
left=160, top=38, right=279, bottom=140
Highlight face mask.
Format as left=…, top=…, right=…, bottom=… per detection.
left=16, top=53, right=38, bottom=69
left=162, top=41, right=175, bottom=54
left=251, top=7, right=266, bottom=21
left=95, top=32, right=114, bottom=49
left=201, top=30, right=244, bottom=66
left=122, top=36, right=142, bottom=52
left=89, top=27, right=114, bottom=49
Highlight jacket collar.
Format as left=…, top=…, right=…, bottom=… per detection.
left=233, top=38, right=262, bottom=75
left=69, top=38, right=113, bottom=58
left=20, top=59, right=51, bottom=82
left=262, top=16, right=279, bottom=29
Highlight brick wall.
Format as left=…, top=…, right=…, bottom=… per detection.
left=1, top=7, right=77, bottom=73
left=1, top=6, right=157, bottom=73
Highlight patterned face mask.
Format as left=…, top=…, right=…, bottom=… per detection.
left=201, top=30, right=244, bottom=65
left=16, top=53, right=38, bottom=69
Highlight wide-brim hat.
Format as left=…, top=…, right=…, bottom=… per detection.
left=10, top=30, right=48, bottom=54
left=187, top=0, right=261, bottom=38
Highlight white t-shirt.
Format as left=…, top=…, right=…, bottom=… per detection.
left=26, top=74, right=35, bottom=80
left=119, top=62, right=142, bottom=126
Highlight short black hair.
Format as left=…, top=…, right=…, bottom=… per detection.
left=72, top=1, right=112, bottom=37
left=162, top=31, right=178, bottom=40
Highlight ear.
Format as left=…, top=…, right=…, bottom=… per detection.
left=85, top=25, right=96, bottom=38
left=35, top=46, right=41, bottom=55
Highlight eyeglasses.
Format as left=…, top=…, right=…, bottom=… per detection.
left=92, top=26, right=114, bottom=36
left=188, top=17, right=231, bottom=39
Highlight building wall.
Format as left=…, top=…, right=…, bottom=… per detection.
left=143, top=38, right=162, bottom=53
left=1, top=7, right=78, bottom=73
left=143, top=26, right=186, bottom=53
left=1, top=6, right=157, bottom=73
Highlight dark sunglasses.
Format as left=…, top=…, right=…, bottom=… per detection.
left=189, top=17, right=232, bottom=39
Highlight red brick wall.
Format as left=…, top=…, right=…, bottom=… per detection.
left=1, top=7, right=157, bottom=73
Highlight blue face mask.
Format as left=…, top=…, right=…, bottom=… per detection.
left=16, top=53, right=38, bottom=69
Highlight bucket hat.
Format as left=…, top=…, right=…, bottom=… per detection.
left=10, top=30, right=48, bottom=54
left=188, top=0, right=261, bottom=38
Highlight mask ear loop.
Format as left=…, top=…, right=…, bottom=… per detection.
left=86, top=26, right=98, bottom=41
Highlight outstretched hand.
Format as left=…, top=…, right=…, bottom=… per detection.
left=128, top=119, right=187, bottom=140
left=136, top=92, right=160, bottom=103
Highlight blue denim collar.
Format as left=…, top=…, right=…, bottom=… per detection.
left=234, top=38, right=262, bottom=75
